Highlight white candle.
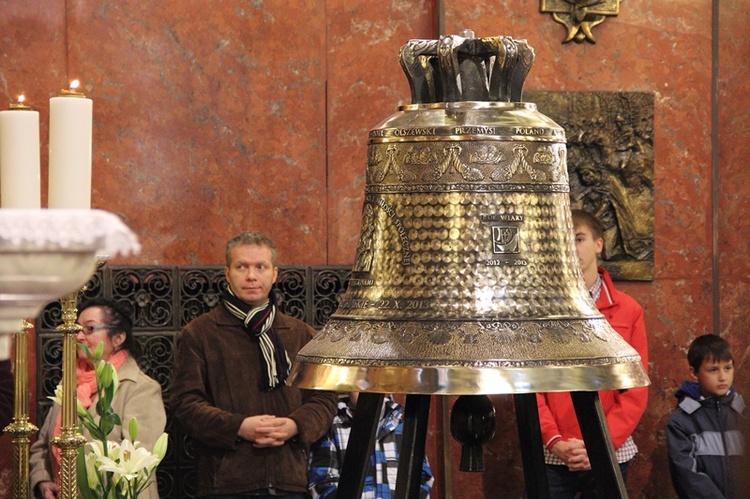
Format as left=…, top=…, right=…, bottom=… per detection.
left=48, top=81, right=93, bottom=209
left=0, top=96, right=42, bottom=208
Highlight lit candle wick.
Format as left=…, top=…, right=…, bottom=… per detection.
left=9, top=94, right=31, bottom=110
left=61, top=80, right=86, bottom=98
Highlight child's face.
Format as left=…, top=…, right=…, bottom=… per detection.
left=691, top=357, right=734, bottom=398
left=573, top=224, right=603, bottom=276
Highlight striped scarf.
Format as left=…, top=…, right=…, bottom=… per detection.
left=222, top=287, right=291, bottom=390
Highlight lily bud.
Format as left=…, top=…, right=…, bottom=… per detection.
left=99, top=362, right=113, bottom=388
left=153, top=432, right=169, bottom=461
left=128, top=417, right=139, bottom=441
left=76, top=399, right=88, bottom=418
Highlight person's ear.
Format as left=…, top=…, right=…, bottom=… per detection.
left=112, top=332, right=126, bottom=350
left=595, top=237, right=604, bottom=256
left=689, top=366, right=698, bottom=382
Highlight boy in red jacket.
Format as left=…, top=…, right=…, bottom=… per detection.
left=535, top=209, right=649, bottom=497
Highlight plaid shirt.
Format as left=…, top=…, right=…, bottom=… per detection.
left=308, top=395, right=434, bottom=498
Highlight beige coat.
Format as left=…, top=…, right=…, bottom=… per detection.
left=29, top=355, right=166, bottom=498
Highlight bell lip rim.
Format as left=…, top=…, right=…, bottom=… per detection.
left=396, top=101, right=538, bottom=112
left=288, top=360, right=651, bottom=395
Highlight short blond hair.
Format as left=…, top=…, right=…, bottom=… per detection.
left=571, top=209, right=603, bottom=240
left=225, top=231, right=277, bottom=266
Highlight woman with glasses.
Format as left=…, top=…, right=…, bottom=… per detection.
left=29, top=298, right=167, bottom=499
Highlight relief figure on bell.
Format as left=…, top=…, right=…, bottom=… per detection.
left=469, top=144, right=506, bottom=165
left=423, top=143, right=483, bottom=182
left=352, top=203, right=376, bottom=273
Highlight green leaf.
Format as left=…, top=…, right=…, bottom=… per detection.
left=96, top=398, right=111, bottom=419
left=100, top=385, right=116, bottom=410
left=99, top=411, right=121, bottom=437
left=87, top=425, right=107, bottom=443
left=79, top=343, right=95, bottom=363
left=94, top=341, right=104, bottom=359
left=76, top=448, right=98, bottom=499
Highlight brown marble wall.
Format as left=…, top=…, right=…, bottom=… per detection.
left=0, top=0, right=748, bottom=498
left=719, top=0, right=750, bottom=394
left=718, top=0, right=750, bottom=491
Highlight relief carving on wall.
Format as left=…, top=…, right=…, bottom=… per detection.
left=526, top=90, right=655, bottom=281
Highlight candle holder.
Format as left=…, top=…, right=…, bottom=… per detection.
left=0, top=209, right=140, bottom=499
left=3, top=320, right=38, bottom=499
left=51, top=291, right=88, bottom=499
left=59, top=88, right=86, bottom=98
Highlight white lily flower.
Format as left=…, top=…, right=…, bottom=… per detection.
left=84, top=449, right=101, bottom=490
left=96, top=439, right=160, bottom=481
left=87, top=439, right=120, bottom=459
left=48, top=384, right=63, bottom=406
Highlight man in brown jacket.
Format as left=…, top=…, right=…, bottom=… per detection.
left=171, top=231, right=337, bottom=498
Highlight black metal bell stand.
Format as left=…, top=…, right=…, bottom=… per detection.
left=336, top=392, right=627, bottom=499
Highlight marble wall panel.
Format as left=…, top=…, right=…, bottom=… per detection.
left=718, top=0, right=750, bottom=341
left=325, top=0, right=437, bottom=264
left=67, top=1, right=329, bottom=266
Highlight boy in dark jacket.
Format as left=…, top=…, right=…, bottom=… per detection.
left=667, top=334, right=746, bottom=499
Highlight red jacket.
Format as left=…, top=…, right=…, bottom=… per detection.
left=536, top=267, right=649, bottom=450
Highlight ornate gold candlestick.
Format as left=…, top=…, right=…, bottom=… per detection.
left=4, top=320, right=38, bottom=499
left=51, top=292, right=87, bottom=499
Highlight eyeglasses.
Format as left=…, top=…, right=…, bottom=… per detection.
left=78, top=324, right=116, bottom=336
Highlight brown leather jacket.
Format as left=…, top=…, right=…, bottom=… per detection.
left=170, top=305, right=337, bottom=496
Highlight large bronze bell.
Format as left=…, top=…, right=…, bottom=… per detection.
left=289, top=30, right=649, bottom=396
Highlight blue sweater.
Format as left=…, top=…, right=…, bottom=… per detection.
left=666, top=381, right=745, bottom=498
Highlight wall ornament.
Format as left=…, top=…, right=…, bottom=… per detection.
left=540, top=0, right=621, bottom=44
